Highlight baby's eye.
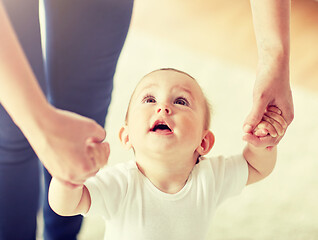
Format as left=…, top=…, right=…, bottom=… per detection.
left=174, top=97, right=189, bottom=106
left=143, top=95, right=156, bottom=103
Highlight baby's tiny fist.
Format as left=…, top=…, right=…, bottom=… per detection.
left=253, top=126, right=268, bottom=137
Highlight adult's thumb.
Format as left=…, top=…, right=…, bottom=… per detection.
left=243, top=99, right=268, bottom=133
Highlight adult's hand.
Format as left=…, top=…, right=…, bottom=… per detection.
left=245, top=0, right=293, bottom=147
left=243, top=59, right=294, bottom=147
left=0, top=2, right=109, bottom=186
left=28, top=106, right=109, bottom=186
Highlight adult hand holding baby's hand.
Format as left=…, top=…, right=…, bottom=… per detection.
left=86, top=138, right=110, bottom=173
left=243, top=58, right=293, bottom=146
left=29, top=107, right=108, bottom=187
left=243, top=106, right=287, bottom=149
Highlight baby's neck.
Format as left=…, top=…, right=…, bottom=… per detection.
left=135, top=152, right=197, bottom=194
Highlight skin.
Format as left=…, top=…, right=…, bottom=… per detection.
left=0, top=2, right=109, bottom=186
left=120, top=71, right=214, bottom=193
left=244, top=0, right=293, bottom=146
left=0, top=0, right=292, bottom=186
left=48, top=69, right=288, bottom=216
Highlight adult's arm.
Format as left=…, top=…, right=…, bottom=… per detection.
left=244, top=0, right=293, bottom=146
left=0, top=1, right=107, bottom=185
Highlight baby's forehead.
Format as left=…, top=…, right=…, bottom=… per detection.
left=134, top=70, right=202, bottom=96
left=125, top=69, right=209, bottom=125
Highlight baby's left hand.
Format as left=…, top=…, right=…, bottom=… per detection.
left=243, top=106, right=288, bottom=149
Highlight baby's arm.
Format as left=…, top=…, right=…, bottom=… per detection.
left=49, top=178, right=91, bottom=216
left=48, top=140, right=109, bottom=216
left=243, top=106, right=287, bottom=185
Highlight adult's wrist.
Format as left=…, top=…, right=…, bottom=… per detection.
left=258, top=45, right=289, bottom=68
left=19, top=101, right=53, bottom=135
left=18, top=102, right=57, bottom=153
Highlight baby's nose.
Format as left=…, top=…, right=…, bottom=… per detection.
left=157, top=105, right=171, bottom=114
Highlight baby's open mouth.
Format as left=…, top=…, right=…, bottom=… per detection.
left=151, top=124, right=172, bottom=132
left=150, top=121, right=172, bottom=133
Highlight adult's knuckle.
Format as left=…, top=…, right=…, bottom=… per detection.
left=288, top=112, right=294, bottom=123
left=255, top=92, right=270, bottom=102
left=87, top=120, right=98, bottom=130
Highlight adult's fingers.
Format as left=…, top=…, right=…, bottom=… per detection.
left=256, top=121, right=277, bottom=138
left=92, top=141, right=110, bottom=168
left=95, top=142, right=110, bottom=168
left=88, top=120, right=106, bottom=142
left=101, top=141, right=110, bottom=167
left=243, top=133, right=270, bottom=147
left=267, top=106, right=282, bottom=115
left=280, top=102, right=294, bottom=126
left=264, top=112, right=287, bottom=136
left=85, top=140, right=110, bottom=169
left=244, top=98, right=269, bottom=133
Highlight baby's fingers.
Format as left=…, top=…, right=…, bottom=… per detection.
left=253, top=127, right=268, bottom=137
left=256, top=121, right=278, bottom=138
left=267, top=106, right=282, bottom=115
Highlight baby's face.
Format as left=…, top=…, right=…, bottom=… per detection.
left=125, top=70, right=207, bottom=157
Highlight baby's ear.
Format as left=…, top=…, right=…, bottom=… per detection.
left=196, top=130, right=215, bottom=156
left=119, top=126, right=132, bottom=150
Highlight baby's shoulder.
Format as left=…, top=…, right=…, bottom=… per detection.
left=197, top=155, right=226, bottom=169
left=196, top=154, right=245, bottom=176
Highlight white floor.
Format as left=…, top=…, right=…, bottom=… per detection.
left=59, top=29, right=318, bottom=240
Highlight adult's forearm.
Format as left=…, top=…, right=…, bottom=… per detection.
left=250, top=0, right=290, bottom=65
left=0, top=1, right=50, bottom=135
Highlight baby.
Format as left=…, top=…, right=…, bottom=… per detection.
left=49, top=68, right=287, bottom=240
